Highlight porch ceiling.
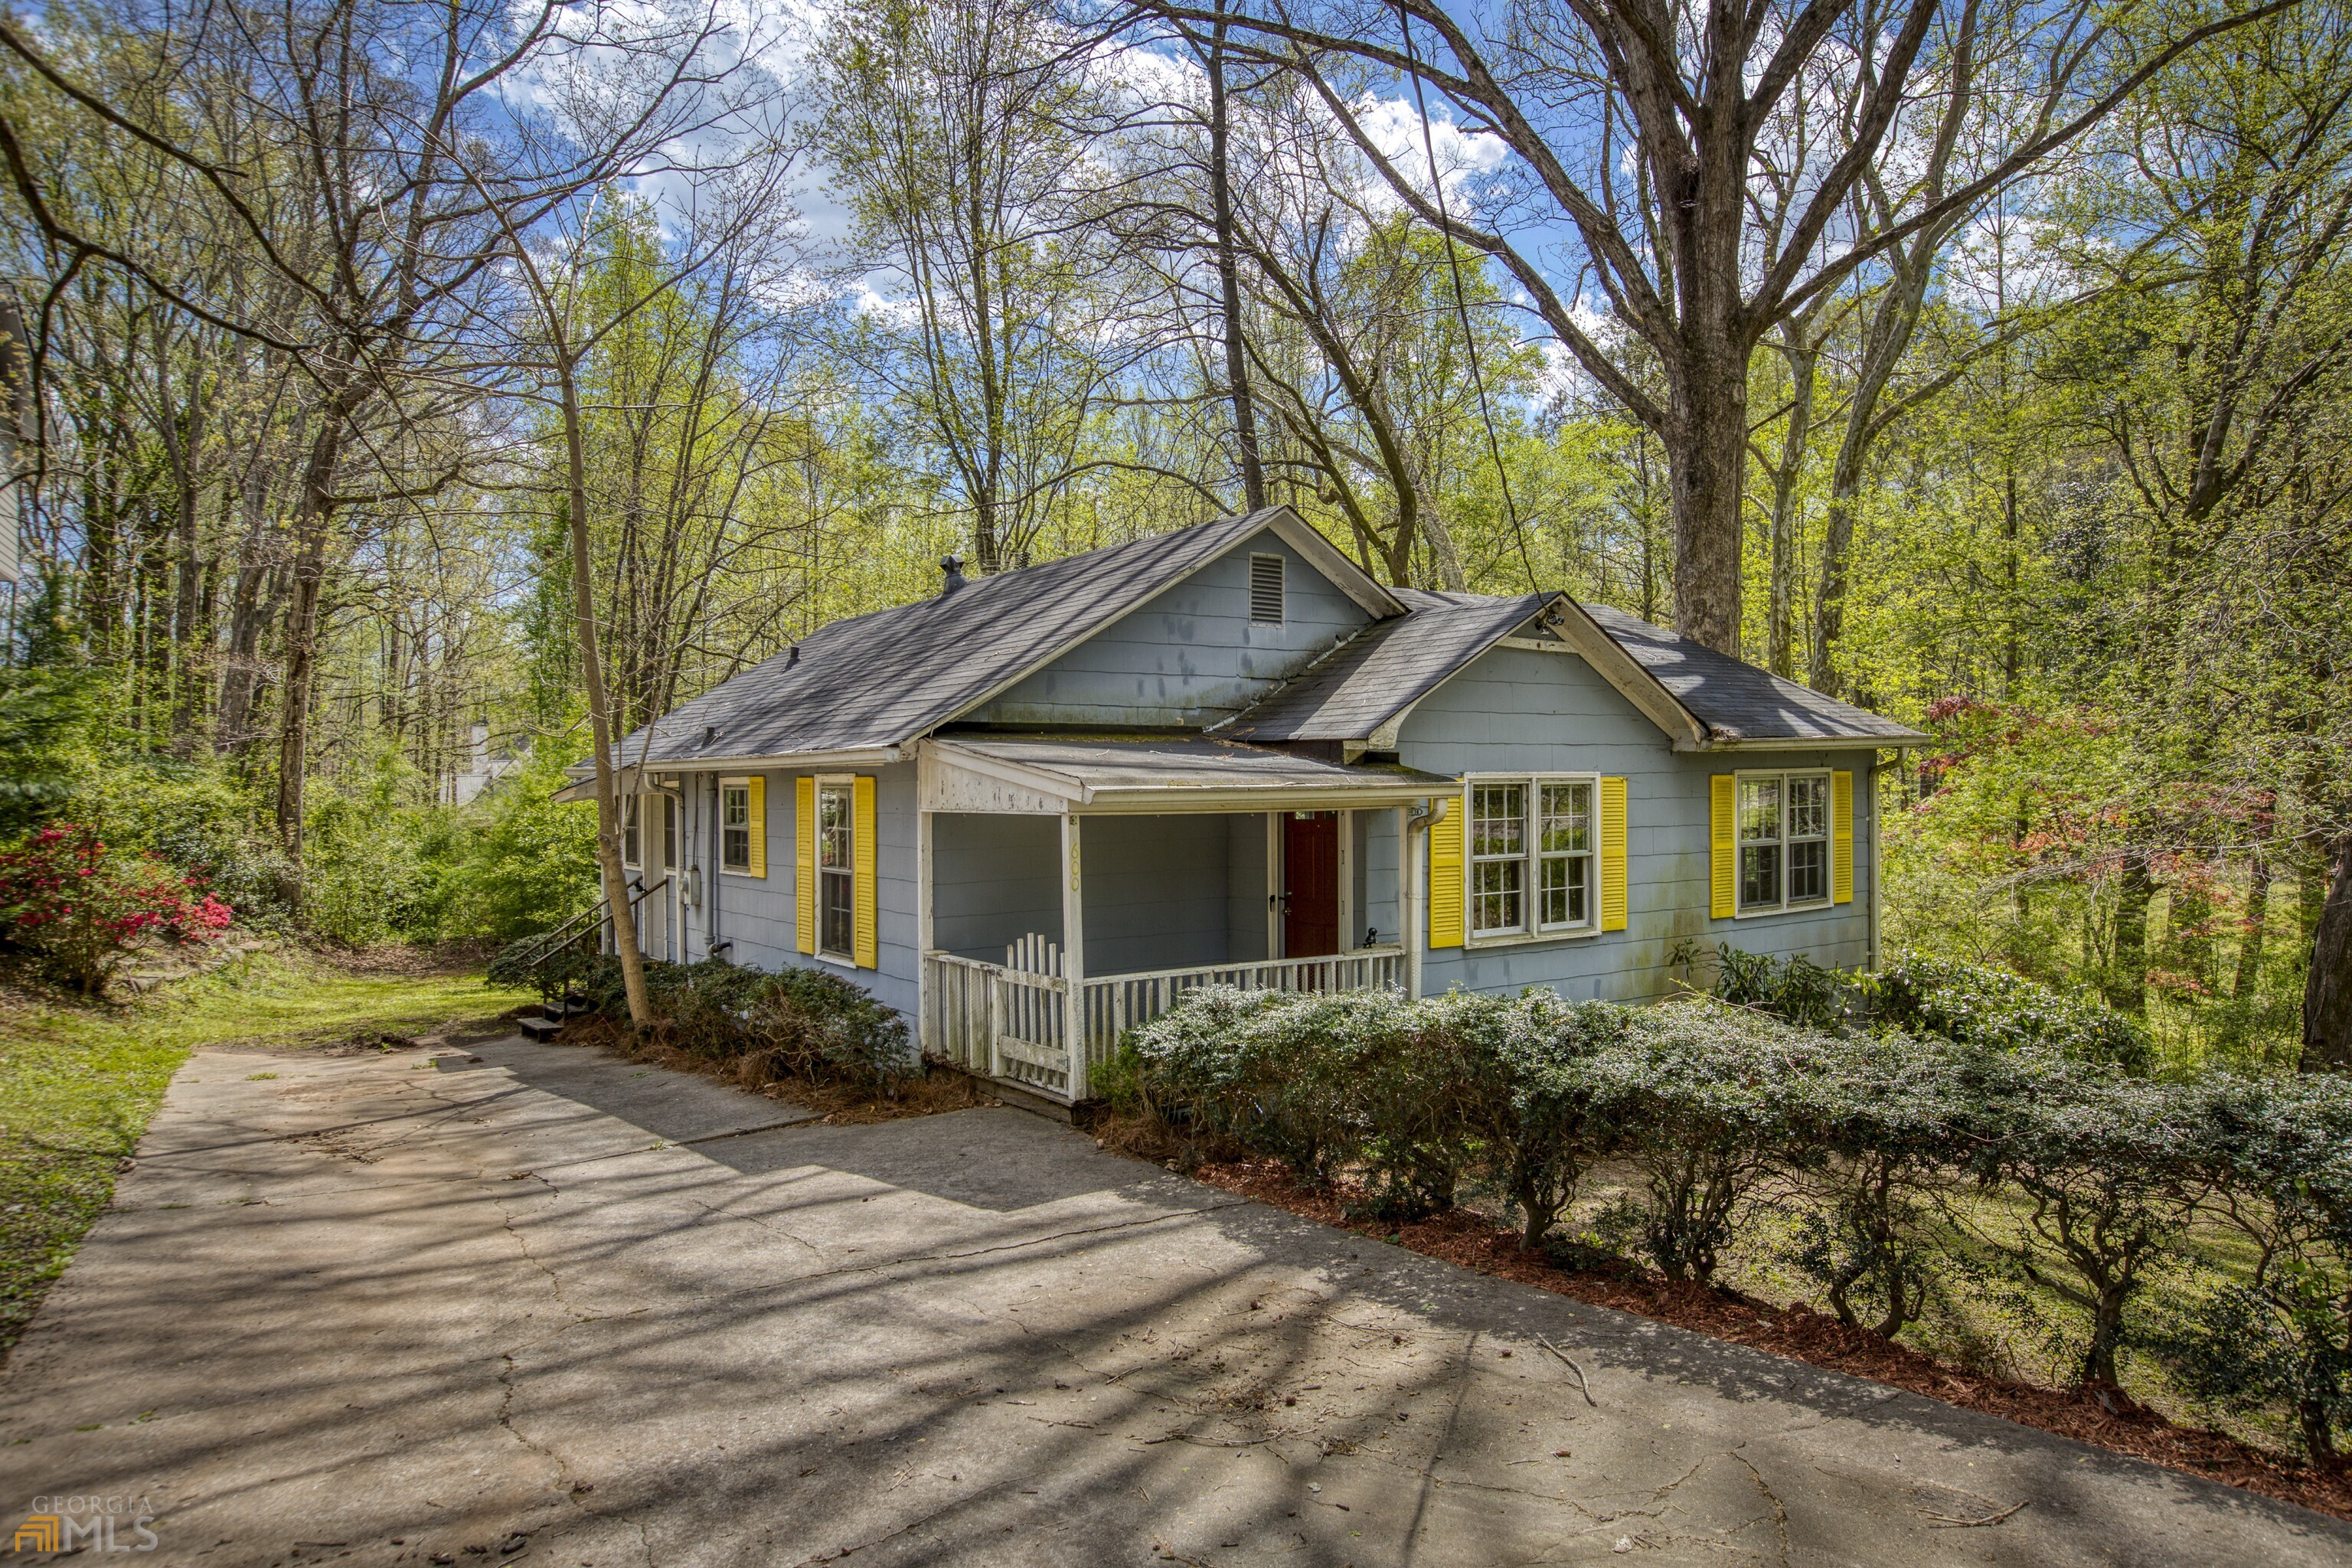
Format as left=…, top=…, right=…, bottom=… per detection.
left=925, top=736, right=1455, bottom=815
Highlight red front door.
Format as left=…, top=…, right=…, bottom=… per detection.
left=1282, top=812, right=1340, bottom=958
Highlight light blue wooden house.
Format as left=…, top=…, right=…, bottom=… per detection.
left=564, top=508, right=1924, bottom=1109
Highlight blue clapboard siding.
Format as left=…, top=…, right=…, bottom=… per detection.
left=1227, top=813, right=1270, bottom=962
left=963, top=534, right=1371, bottom=729
left=1080, top=815, right=1236, bottom=975
left=665, top=761, right=923, bottom=1021
left=1399, top=644, right=1879, bottom=1004
left=932, top=812, right=1062, bottom=961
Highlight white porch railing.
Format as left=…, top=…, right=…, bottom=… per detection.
left=922, top=942, right=1407, bottom=1102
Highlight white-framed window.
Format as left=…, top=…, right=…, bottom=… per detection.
left=621, top=795, right=641, bottom=867
left=817, top=778, right=855, bottom=961
left=720, top=782, right=753, bottom=872
left=1468, top=774, right=1599, bottom=940
left=1737, top=771, right=1832, bottom=914
left=661, top=794, right=678, bottom=871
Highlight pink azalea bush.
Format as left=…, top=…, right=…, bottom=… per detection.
left=0, top=823, right=235, bottom=995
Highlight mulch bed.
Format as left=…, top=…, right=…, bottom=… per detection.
left=554, top=1014, right=1000, bottom=1124
left=1178, top=1152, right=2352, bottom=1524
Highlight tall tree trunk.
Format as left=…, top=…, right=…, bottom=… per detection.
left=1207, top=14, right=1263, bottom=512
left=2301, top=835, right=2352, bottom=1071
left=1670, top=340, right=1748, bottom=655
left=559, top=360, right=652, bottom=1032
left=273, top=414, right=346, bottom=860
left=1762, top=322, right=1818, bottom=678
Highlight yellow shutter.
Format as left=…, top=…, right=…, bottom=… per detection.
left=853, top=775, right=878, bottom=969
left=744, top=776, right=766, bottom=878
left=1832, top=769, right=1855, bottom=904
left=1599, top=776, right=1628, bottom=932
left=1427, top=789, right=1465, bottom=948
left=795, top=776, right=816, bottom=955
left=1710, top=775, right=1736, bottom=920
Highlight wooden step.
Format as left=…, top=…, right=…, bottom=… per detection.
left=518, top=1015, right=564, bottom=1041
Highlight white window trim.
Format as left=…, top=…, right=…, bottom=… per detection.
left=1464, top=772, right=1605, bottom=949
left=717, top=775, right=756, bottom=877
left=621, top=795, right=642, bottom=869
left=814, top=773, right=858, bottom=964
left=1732, top=768, right=1835, bottom=919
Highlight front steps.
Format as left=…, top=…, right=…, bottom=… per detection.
left=517, top=990, right=590, bottom=1042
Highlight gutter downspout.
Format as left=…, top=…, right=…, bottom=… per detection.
left=707, top=774, right=723, bottom=959
left=1404, top=795, right=1448, bottom=1000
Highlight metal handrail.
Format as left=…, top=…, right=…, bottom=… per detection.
left=518, top=874, right=668, bottom=987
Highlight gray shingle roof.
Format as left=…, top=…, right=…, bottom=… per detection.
left=1216, top=588, right=1547, bottom=742
left=1220, top=591, right=1923, bottom=747
left=591, top=505, right=1919, bottom=772
left=603, top=510, right=1323, bottom=767
left=1578, top=604, right=1926, bottom=745
left=946, top=737, right=1456, bottom=799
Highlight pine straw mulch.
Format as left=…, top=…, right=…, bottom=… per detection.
left=550, top=1013, right=1001, bottom=1125
left=1098, top=1127, right=2352, bottom=1524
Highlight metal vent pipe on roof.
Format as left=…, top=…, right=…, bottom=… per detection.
left=939, top=554, right=967, bottom=596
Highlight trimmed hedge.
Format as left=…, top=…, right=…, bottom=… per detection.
left=1115, top=983, right=2352, bottom=1462
left=1697, top=943, right=2154, bottom=1073
left=554, top=954, right=913, bottom=1092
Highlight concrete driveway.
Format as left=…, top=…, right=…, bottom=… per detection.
left=2, top=1036, right=2345, bottom=1568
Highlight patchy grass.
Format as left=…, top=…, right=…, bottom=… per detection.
left=0, top=948, right=532, bottom=1352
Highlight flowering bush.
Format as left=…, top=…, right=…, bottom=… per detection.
left=0, top=823, right=234, bottom=994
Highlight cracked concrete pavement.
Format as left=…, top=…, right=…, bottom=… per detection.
left=2, top=1034, right=2347, bottom=1567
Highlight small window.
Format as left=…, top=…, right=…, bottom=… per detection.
left=1248, top=552, right=1284, bottom=625
left=818, top=782, right=854, bottom=960
left=1738, top=771, right=1832, bottom=913
left=621, top=795, right=641, bottom=867
left=661, top=794, right=678, bottom=871
left=721, top=783, right=752, bottom=872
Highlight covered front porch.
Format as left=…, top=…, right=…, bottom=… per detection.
left=916, top=737, right=1451, bottom=1102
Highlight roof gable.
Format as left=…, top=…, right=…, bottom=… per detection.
left=1216, top=588, right=1547, bottom=743
left=599, top=508, right=1403, bottom=768
left=1220, top=590, right=1926, bottom=750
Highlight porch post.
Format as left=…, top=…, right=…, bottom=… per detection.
left=1337, top=808, right=1355, bottom=951
left=916, top=808, right=934, bottom=1057
left=1403, top=805, right=1423, bottom=1000
left=1061, top=812, right=1087, bottom=1099
left=1264, top=812, right=1281, bottom=959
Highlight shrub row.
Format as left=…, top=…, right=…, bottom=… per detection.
left=556, top=954, right=914, bottom=1093
left=1704, top=942, right=2154, bottom=1072
left=1112, top=984, right=2352, bottom=1465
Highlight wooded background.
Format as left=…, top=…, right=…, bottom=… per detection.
left=0, top=0, right=2346, bottom=1067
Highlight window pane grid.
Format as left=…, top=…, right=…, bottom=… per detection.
left=721, top=784, right=751, bottom=872
left=1736, top=773, right=1831, bottom=913
left=1469, top=776, right=1598, bottom=937
left=818, top=785, right=854, bottom=959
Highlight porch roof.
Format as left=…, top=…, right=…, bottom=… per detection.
left=925, top=736, right=1456, bottom=815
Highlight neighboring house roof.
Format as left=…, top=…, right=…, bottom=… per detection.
left=936, top=737, right=1455, bottom=811
left=593, top=508, right=1404, bottom=770
left=1576, top=604, right=1926, bottom=746
left=1216, top=588, right=1549, bottom=743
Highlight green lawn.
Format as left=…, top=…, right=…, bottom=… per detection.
left=0, top=950, right=534, bottom=1351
